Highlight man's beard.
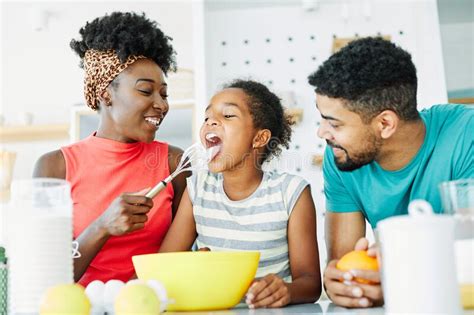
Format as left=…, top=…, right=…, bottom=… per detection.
left=327, top=132, right=381, bottom=172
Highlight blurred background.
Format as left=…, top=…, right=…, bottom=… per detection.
left=1, top=0, right=473, bottom=265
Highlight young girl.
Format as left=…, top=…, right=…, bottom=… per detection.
left=159, top=80, right=322, bottom=308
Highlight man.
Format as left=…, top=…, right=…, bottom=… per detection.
left=307, top=37, right=473, bottom=308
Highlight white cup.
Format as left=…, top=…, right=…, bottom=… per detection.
left=377, top=200, right=462, bottom=314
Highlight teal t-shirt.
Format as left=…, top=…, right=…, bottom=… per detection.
left=323, top=104, right=473, bottom=228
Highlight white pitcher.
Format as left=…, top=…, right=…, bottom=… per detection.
left=377, top=199, right=461, bottom=314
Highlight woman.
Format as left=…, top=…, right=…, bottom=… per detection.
left=33, top=12, right=187, bottom=286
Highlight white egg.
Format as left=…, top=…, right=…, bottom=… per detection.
left=146, top=280, right=167, bottom=301
left=85, top=280, right=105, bottom=315
left=147, top=280, right=169, bottom=312
left=125, top=279, right=145, bottom=286
left=85, top=280, right=104, bottom=303
left=104, top=280, right=124, bottom=314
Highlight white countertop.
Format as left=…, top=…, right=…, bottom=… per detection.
left=166, top=301, right=474, bottom=314
left=166, top=302, right=376, bottom=314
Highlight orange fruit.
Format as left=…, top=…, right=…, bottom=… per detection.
left=336, top=250, right=379, bottom=284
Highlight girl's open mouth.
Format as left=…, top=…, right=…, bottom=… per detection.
left=205, top=133, right=223, bottom=161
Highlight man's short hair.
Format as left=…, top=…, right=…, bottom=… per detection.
left=308, top=37, right=419, bottom=122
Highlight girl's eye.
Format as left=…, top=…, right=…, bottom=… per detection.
left=204, top=117, right=209, bottom=122
left=329, top=123, right=339, bottom=129
left=224, top=115, right=236, bottom=118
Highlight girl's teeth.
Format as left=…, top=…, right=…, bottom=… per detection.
left=205, top=133, right=218, bottom=141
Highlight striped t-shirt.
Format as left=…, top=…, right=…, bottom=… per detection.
left=187, top=170, right=309, bottom=282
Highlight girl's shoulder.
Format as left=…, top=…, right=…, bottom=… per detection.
left=264, top=171, right=310, bottom=215
left=264, top=170, right=309, bottom=188
left=189, top=170, right=219, bottom=184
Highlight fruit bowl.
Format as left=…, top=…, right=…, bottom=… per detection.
left=132, top=251, right=260, bottom=311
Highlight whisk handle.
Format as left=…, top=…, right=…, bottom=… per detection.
left=145, top=181, right=167, bottom=199
left=145, top=175, right=173, bottom=199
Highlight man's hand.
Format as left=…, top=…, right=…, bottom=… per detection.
left=324, top=238, right=384, bottom=308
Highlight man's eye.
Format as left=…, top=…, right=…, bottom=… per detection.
left=161, top=94, right=169, bottom=99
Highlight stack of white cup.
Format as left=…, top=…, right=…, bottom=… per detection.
left=6, top=179, right=73, bottom=314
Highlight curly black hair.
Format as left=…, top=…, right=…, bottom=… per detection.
left=70, top=12, right=176, bottom=74
left=224, top=79, right=293, bottom=162
left=308, top=37, right=419, bottom=122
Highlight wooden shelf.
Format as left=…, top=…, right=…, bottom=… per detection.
left=0, top=99, right=195, bottom=143
left=0, top=124, right=69, bottom=143
left=332, top=35, right=391, bottom=54
left=448, top=97, right=474, bottom=105
left=286, top=108, right=304, bottom=124
left=312, top=154, right=324, bottom=166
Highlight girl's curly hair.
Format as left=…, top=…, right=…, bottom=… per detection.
left=224, top=79, right=293, bottom=162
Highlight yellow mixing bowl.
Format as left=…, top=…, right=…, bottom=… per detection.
left=132, top=251, right=260, bottom=311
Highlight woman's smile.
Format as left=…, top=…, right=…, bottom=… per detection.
left=144, top=116, right=162, bottom=130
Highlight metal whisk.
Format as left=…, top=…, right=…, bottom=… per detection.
left=145, top=142, right=209, bottom=199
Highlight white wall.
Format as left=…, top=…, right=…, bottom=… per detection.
left=193, top=0, right=448, bottom=264
left=439, top=22, right=474, bottom=91
left=1, top=1, right=194, bottom=125
left=1, top=1, right=194, bottom=179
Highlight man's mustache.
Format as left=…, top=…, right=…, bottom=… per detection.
left=326, top=140, right=345, bottom=151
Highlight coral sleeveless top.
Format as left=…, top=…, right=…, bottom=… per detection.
left=61, top=134, right=174, bottom=286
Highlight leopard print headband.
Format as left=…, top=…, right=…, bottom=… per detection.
left=83, top=50, right=146, bottom=110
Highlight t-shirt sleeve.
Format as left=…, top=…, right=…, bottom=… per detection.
left=323, top=146, right=359, bottom=213
left=283, top=174, right=310, bottom=216
left=454, top=108, right=473, bottom=179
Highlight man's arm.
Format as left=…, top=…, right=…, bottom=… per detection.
left=324, top=211, right=384, bottom=308
left=325, top=211, right=366, bottom=260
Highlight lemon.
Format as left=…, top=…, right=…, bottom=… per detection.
left=40, top=283, right=91, bottom=315
left=115, top=283, right=161, bottom=315
left=460, top=284, right=474, bottom=309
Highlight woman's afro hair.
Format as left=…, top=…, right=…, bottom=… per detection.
left=70, top=11, right=176, bottom=74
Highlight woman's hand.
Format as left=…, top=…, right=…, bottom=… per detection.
left=97, top=188, right=153, bottom=236
left=324, top=238, right=383, bottom=308
left=245, top=274, right=291, bottom=308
